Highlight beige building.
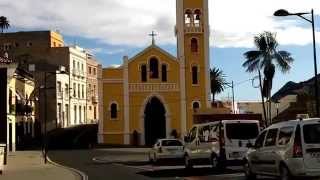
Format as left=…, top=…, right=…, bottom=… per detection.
left=0, top=31, right=101, bottom=131
left=1, top=56, right=35, bottom=152
left=86, top=53, right=102, bottom=124
left=237, top=95, right=297, bottom=124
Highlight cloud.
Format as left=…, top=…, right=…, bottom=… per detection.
left=87, top=47, right=125, bottom=55
left=1, top=0, right=320, bottom=48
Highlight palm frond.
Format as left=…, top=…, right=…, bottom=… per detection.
left=274, top=51, right=294, bottom=73
left=243, top=50, right=262, bottom=72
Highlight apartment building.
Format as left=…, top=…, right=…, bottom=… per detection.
left=86, top=53, right=102, bottom=124
left=0, top=31, right=96, bottom=131
left=69, top=46, right=87, bottom=125
left=0, top=55, right=36, bottom=152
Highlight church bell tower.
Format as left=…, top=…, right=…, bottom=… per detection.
left=176, top=0, right=211, bottom=132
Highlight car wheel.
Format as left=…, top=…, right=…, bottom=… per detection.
left=279, top=165, right=291, bottom=180
left=153, top=153, right=158, bottom=164
left=148, top=153, right=154, bottom=164
left=244, top=160, right=256, bottom=180
left=211, top=155, right=218, bottom=169
left=184, top=155, right=193, bottom=169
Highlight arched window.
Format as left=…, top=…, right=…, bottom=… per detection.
left=185, top=9, right=192, bottom=26
left=192, top=66, right=198, bottom=85
left=161, top=64, right=167, bottom=82
left=191, top=38, right=198, bottom=53
left=192, top=101, right=200, bottom=112
left=149, top=57, right=159, bottom=79
left=194, top=9, right=201, bottom=27
left=110, top=103, right=118, bottom=119
left=141, top=64, right=147, bottom=82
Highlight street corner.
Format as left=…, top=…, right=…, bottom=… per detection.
left=1, top=151, right=85, bottom=180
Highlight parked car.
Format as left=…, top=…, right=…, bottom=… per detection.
left=244, top=118, right=320, bottom=180
left=148, top=139, right=184, bottom=163
left=184, top=120, right=260, bottom=169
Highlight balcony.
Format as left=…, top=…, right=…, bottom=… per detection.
left=92, top=96, right=98, bottom=104
left=72, top=69, right=79, bottom=76
left=57, top=91, right=63, bottom=99
left=184, top=23, right=203, bottom=34
left=15, top=102, right=33, bottom=115
left=129, top=83, right=179, bottom=92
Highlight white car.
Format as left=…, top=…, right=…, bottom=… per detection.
left=148, top=139, right=184, bottom=163
left=244, top=118, right=320, bottom=180
left=184, top=120, right=260, bottom=169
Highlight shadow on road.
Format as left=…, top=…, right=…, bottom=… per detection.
left=121, top=159, right=184, bottom=166
left=137, top=167, right=242, bottom=178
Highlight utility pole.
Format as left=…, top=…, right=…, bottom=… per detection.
left=231, top=81, right=235, bottom=114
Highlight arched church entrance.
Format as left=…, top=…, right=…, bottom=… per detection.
left=144, top=97, right=166, bottom=146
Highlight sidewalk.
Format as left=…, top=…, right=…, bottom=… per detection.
left=1, top=151, right=82, bottom=180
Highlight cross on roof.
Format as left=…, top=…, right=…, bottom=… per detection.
left=148, top=31, right=157, bottom=45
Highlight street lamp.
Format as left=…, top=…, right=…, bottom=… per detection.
left=274, top=9, right=319, bottom=117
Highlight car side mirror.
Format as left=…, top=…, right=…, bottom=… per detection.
left=184, top=135, right=189, bottom=143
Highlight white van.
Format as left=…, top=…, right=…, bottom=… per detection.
left=244, top=118, right=320, bottom=180
left=184, top=120, right=260, bottom=169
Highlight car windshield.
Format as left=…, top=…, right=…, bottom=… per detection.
left=162, top=140, right=182, bottom=146
left=226, top=123, right=259, bottom=140
left=303, top=124, right=320, bottom=144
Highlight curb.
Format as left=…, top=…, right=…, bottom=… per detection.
left=47, top=156, right=88, bottom=180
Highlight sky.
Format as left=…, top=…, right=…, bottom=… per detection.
left=1, top=0, right=320, bottom=101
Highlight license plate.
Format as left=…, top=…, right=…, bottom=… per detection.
left=230, top=152, right=241, bottom=158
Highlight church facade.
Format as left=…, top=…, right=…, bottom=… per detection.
left=99, top=0, right=211, bottom=145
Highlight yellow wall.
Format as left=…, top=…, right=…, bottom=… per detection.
left=127, top=47, right=181, bottom=135
left=103, top=81, right=124, bottom=133
left=182, top=0, right=208, bottom=130
left=102, top=46, right=184, bottom=144
left=184, top=0, right=203, bottom=8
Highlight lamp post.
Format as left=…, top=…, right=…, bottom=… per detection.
left=275, top=100, right=280, bottom=117
left=29, top=65, right=67, bottom=164
left=225, top=81, right=235, bottom=114
left=274, top=9, right=319, bottom=117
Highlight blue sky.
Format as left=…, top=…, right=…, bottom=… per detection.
left=62, top=34, right=318, bottom=101
left=2, top=0, right=320, bottom=101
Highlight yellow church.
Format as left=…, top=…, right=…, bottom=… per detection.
left=99, top=0, right=211, bottom=145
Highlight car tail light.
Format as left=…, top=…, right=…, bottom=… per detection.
left=293, top=125, right=303, bottom=158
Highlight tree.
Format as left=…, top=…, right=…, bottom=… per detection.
left=210, top=67, right=227, bottom=102
left=243, top=31, right=294, bottom=126
left=0, top=16, right=10, bottom=33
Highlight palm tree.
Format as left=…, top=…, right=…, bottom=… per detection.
left=210, top=67, right=227, bottom=102
left=0, top=16, right=10, bottom=33
left=243, top=31, right=294, bottom=126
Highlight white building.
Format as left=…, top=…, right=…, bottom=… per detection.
left=69, top=46, right=87, bottom=126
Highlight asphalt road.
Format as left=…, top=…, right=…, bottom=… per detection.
left=48, top=149, right=275, bottom=180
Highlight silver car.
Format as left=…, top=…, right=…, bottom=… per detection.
left=149, top=139, right=184, bottom=163
left=244, top=118, right=320, bottom=180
